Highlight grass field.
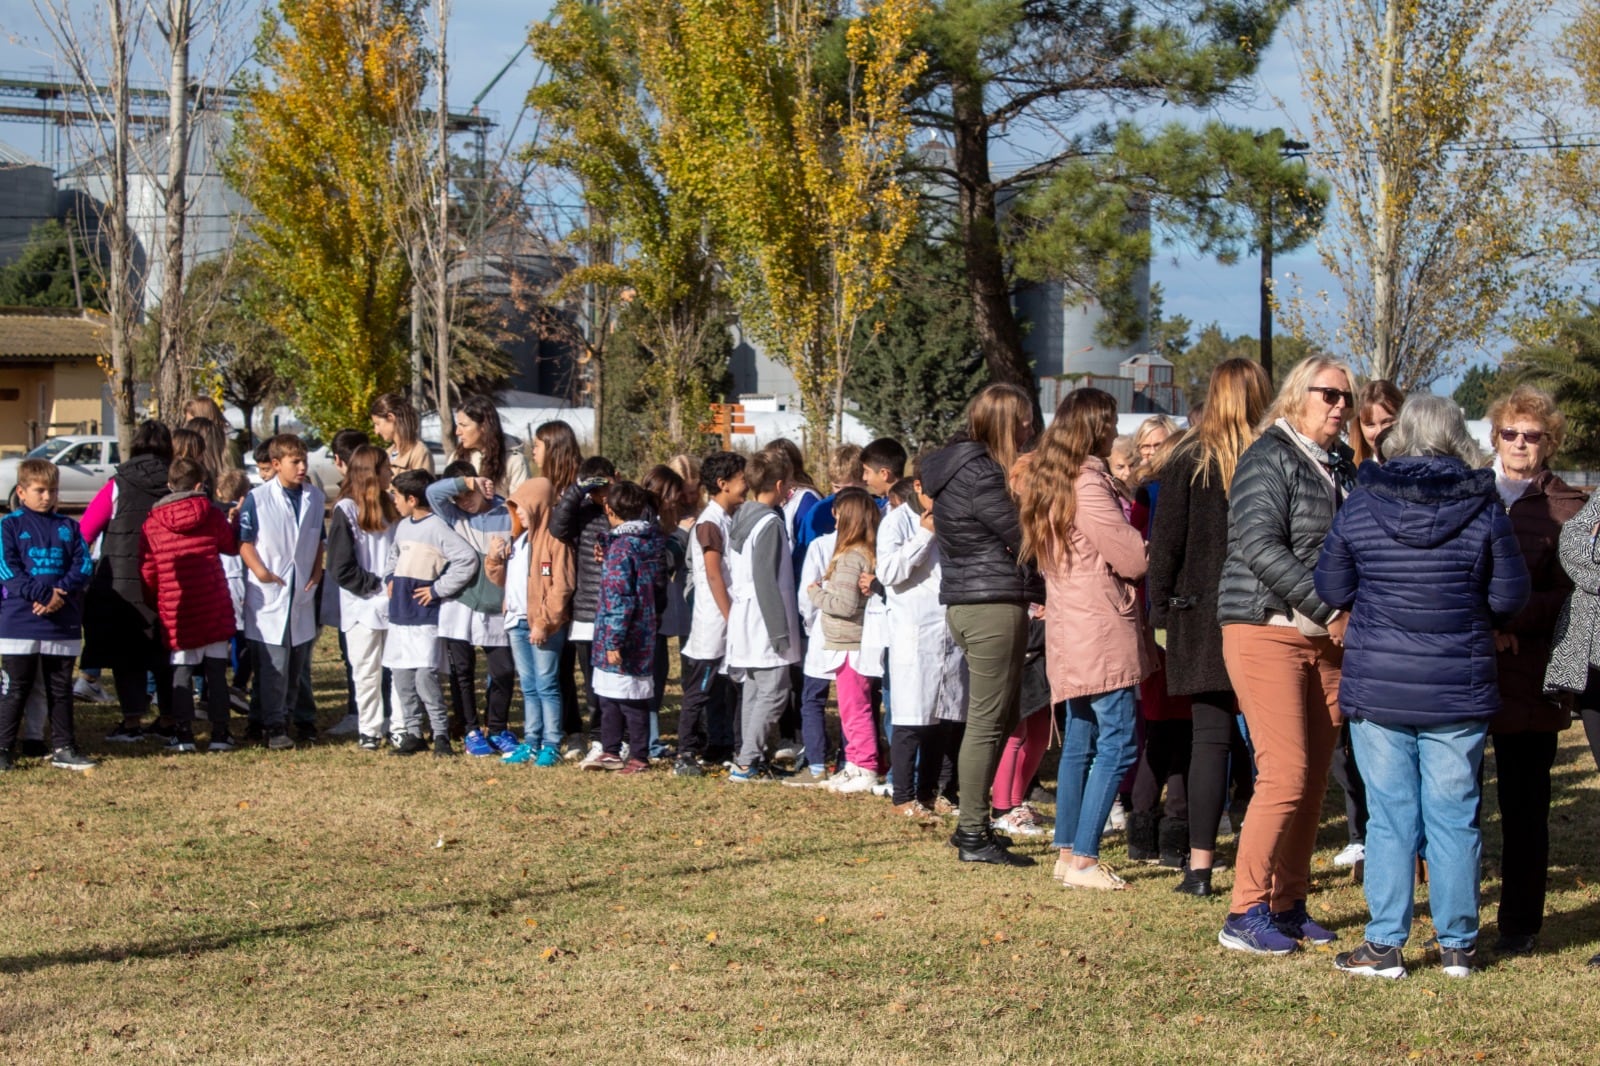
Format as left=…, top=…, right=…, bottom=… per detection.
left=3, top=632, right=1599, bottom=1063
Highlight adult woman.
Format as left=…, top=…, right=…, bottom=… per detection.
left=80, top=420, right=177, bottom=741
left=1148, top=358, right=1274, bottom=897
left=183, top=396, right=241, bottom=469
left=1484, top=385, right=1588, bottom=956
left=920, top=383, right=1037, bottom=866
left=532, top=420, right=583, bottom=497
left=1135, top=414, right=1179, bottom=469
left=1214, top=355, right=1358, bottom=956
left=1314, top=395, right=1529, bottom=978
left=1021, top=388, right=1153, bottom=890
left=454, top=394, right=530, bottom=497
left=370, top=392, right=435, bottom=475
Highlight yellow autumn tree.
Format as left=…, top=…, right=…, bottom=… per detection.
left=637, top=0, right=927, bottom=452
left=228, top=0, right=421, bottom=437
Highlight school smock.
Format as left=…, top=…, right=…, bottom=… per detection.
left=240, top=479, right=326, bottom=647
left=726, top=503, right=801, bottom=670
left=682, top=499, right=735, bottom=662
left=326, top=498, right=394, bottom=632
left=876, top=501, right=966, bottom=726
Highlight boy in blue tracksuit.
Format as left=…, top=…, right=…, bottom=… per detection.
left=0, top=459, right=96, bottom=770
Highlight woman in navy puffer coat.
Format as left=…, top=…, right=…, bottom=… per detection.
left=1313, top=395, right=1529, bottom=979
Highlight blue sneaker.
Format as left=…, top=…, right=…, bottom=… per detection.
left=501, top=742, right=535, bottom=765
left=728, top=762, right=757, bottom=783
left=488, top=730, right=520, bottom=754
left=463, top=729, right=496, bottom=757
left=1219, top=905, right=1300, bottom=955
left=1273, top=900, right=1337, bottom=945
left=535, top=745, right=560, bottom=768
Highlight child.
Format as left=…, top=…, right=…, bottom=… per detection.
left=674, top=451, right=746, bottom=776
left=0, top=459, right=96, bottom=770
left=550, top=455, right=618, bottom=761
left=787, top=526, right=843, bottom=786
left=215, top=468, right=253, bottom=717
left=806, top=489, right=883, bottom=793
left=323, top=427, right=379, bottom=738
left=585, top=481, right=668, bottom=774
left=791, top=444, right=864, bottom=579
left=642, top=464, right=690, bottom=760
left=238, top=433, right=325, bottom=749
left=859, top=438, right=908, bottom=505
left=382, top=470, right=478, bottom=755
left=490, top=478, right=574, bottom=767
left=326, top=445, right=399, bottom=751
left=726, top=450, right=801, bottom=782
left=427, top=461, right=516, bottom=756
left=140, top=457, right=240, bottom=752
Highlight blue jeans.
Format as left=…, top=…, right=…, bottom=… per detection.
left=1053, top=687, right=1138, bottom=858
left=1349, top=718, right=1486, bottom=950
left=508, top=622, right=566, bottom=750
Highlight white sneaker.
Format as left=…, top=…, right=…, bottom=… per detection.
left=563, top=735, right=589, bottom=761
left=993, top=804, right=1053, bottom=838
left=1333, top=842, right=1366, bottom=867
left=327, top=713, right=360, bottom=737
left=579, top=741, right=604, bottom=769
left=1104, top=797, right=1127, bottom=834
left=828, top=764, right=881, bottom=795
left=870, top=781, right=893, bottom=798
left=73, top=677, right=113, bottom=703
left=772, top=739, right=800, bottom=764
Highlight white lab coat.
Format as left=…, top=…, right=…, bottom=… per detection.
left=876, top=503, right=966, bottom=726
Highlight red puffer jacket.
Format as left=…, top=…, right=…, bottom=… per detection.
left=139, top=492, right=240, bottom=651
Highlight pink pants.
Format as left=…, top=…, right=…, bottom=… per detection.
left=837, top=658, right=882, bottom=773
left=991, top=709, right=1051, bottom=810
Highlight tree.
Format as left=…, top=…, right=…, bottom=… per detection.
left=228, top=0, right=422, bottom=439
left=845, top=226, right=982, bottom=450
left=1284, top=0, right=1556, bottom=389
left=1451, top=363, right=1507, bottom=421
left=910, top=1, right=1289, bottom=406
left=0, top=221, right=106, bottom=310
left=1504, top=306, right=1600, bottom=465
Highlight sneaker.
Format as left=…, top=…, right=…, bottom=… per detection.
left=171, top=741, right=198, bottom=754
left=1333, top=842, right=1365, bottom=867
left=827, top=764, right=880, bottom=795
left=578, top=741, right=605, bottom=769
left=295, top=725, right=319, bottom=745
left=1441, top=945, right=1475, bottom=978
left=19, top=738, right=48, bottom=758
left=393, top=733, right=426, bottom=756
left=229, top=687, right=251, bottom=715
left=488, top=730, right=520, bottom=755
left=564, top=736, right=589, bottom=761
left=74, top=676, right=113, bottom=703
left=673, top=756, right=706, bottom=778
left=934, top=796, right=960, bottom=818
left=50, top=747, right=97, bottom=771
left=357, top=734, right=381, bottom=751
left=327, top=713, right=360, bottom=737
left=1272, top=901, right=1337, bottom=945
left=892, top=800, right=933, bottom=818
left=993, top=804, right=1053, bottom=838
left=1334, top=940, right=1407, bottom=979
left=105, top=722, right=145, bottom=744
left=1104, top=797, right=1127, bottom=833
left=535, top=745, right=561, bottom=768
left=266, top=732, right=295, bottom=751
left=728, top=761, right=775, bottom=784
left=502, top=743, right=536, bottom=765
left=772, top=739, right=800, bottom=764
left=463, top=729, right=495, bottom=757
left=147, top=722, right=178, bottom=743
left=783, top=765, right=829, bottom=788
left=584, top=753, right=625, bottom=771
left=0, top=750, right=12, bottom=771
left=1059, top=861, right=1128, bottom=891
left=1494, top=933, right=1536, bottom=956
left=618, top=757, right=650, bottom=775
left=1219, top=905, right=1301, bottom=956
left=209, top=734, right=237, bottom=753
left=870, top=781, right=893, bottom=798
left=432, top=736, right=457, bottom=758
left=244, top=723, right=266, bottom=746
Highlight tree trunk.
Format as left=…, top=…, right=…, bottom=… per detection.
left=589, top=348, right=604, bottom=453
left=950, top=70, right=1035, bottom=405
left=154, top=0, right=193, bottom=422
left=108, top=0, right=138, bottom=453
left=1371, top=0, right=1401, bottom=383
left=1259, top=217, right=1273, bottom=382
left=433, top=0, right=454, bottom=459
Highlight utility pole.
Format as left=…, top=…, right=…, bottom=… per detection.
left=1258, top=135, right=1311, bottom=383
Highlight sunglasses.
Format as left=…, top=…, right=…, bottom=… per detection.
left=1306, top=386, right=1354, bottom=407
left=1498, top=427, right=1545, bottom=445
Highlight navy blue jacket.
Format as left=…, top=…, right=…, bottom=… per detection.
left=1315, top=456, right=1530, bottom=726
left=0, top=507, right=93, bottom=643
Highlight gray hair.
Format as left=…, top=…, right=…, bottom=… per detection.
left=1383, top=394, right=1481, bottom=466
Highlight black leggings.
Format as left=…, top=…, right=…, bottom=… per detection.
left=1131, top=718, right=1190, bottom=821
left=1493, top=730, right=1558, bottom=938
left=1577, top=667, right=1600, bottom=773
left=442, top=639, right=515, bottom=735
left=1185, top=692, right=1238, bottom=853
left=114, top=660, right=174, bottom=724
left=560, top=639, right=598, bottom=736
left=172, top=656, right=231, bottom=742
left=890, top=721, right=960, bottom=806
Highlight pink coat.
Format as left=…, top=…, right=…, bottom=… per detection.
left=1042, top=456, right=1157, bottom=701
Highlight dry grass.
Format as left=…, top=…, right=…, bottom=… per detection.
left=2, top=632, right=1599, bottom=1063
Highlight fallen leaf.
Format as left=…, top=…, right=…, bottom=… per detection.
left=524, top=919, right=538, bottom=927
left=814, top=915, right=828, bottom=925
left=237, top=801, right=250, bottom=810
left=485, top=777, right=500, bottom=785
left=705, top=931, right=719, bottom=944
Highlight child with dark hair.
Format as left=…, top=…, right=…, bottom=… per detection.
left=550, top=454, right=618, bottom=762
left=860, top=438, right=909, bottom=500
left=428, top=459, right=517, bottom=755
left=584, top=480, right=668, bottom=773
left=383, top=470, right=478, bottom=755
left=675, top=451, right=747, bottom=775
left=323, top=428, right=380, bottom=738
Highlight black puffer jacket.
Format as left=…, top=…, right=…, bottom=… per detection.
left=82, top=453, right=170, bottom=666
left=549, top=481, right=609, bottom=625
left=922, top=439, right=1033, bottom=606
left=1216, top=423, right=1357, bottom=627
left=1148, top=441, right=1233, bottom=695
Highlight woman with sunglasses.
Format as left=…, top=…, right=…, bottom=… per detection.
left=1484, top=385, right=1587, bottom=957
left=1214, top=356, right=1359, bottom=956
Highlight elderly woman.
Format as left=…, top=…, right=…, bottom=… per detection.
left=1314, top=396, right=1529, bottom=979
left=1485, top=385, right=1589, bottom=956
left=1214, top=356, right=1359, bottom=956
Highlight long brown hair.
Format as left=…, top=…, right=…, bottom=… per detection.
left=1180, top=358, right=1273, bottom=496
left=967, top=383, right=1034, bottom=485
left=370, top=392, right=421, bottom=450
left=1020, top=388, right=1119, bottom=570
left=640, top=464, right=685, bottom=529
left=170, top=427, right=214, bottom=495
left=535, top=420, right=583, bottom=495
left=825, top=488, right=879, bottom=581
left=338, top=445, right=398, bottom=532
left=1350, top=379, right=1405, bottom=465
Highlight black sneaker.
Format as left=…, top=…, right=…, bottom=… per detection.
left=0, top=750, right=13, bottom=772
left=432, top=736, right=457, bottom=758
left=208, top=734, right=237, bottom=753
left=1494, top=933, right=1536, bottom=956
left=1334, top=940, right=1406, bottom=979
left=1441, top=945, right=1475, bottom=978
left=266, top=732, right=295, bottom=751
left=19, top=738, right=48, bottom=758
left=393, top=733, right=426, bottom=756
left=295, top=725, right=319, bottom=745
left=146, top=722, right=179, bottom=743
left=672, top=756, right=705, bottom=777
left=243, top=723, right=265, bottom=746
left=50, top=747, right=97, bottom=771
left=104, top=722, right=145, bottom=743
left=358, top=734, right=382, bottom=751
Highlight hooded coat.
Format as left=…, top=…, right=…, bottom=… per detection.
left=139, top=491, right=240, bottom=651
left=1314, top=456, right=1530, bottom=727
left=592, top=518, right=668, bottom=679
left=920, top=438, right=1032, bottom=606
left=82, top=453, right=171, bottom=664
left=487, top=477, right=575, bottom=642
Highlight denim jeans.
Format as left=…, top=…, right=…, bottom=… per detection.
left=1349, top=718, right=1487, bottom=950
left=508, top=622, right=566, bottom=750
left=1053, top=686, right=1138, bottom=858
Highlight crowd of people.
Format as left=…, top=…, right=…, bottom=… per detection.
left=2, top=363, right=1600, bottom=980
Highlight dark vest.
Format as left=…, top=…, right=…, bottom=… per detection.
left=87, top=454, right=170, bottom=646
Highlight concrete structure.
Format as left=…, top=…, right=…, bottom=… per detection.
left=0, top=141, right=59, bottom=267
left=0, top=307, right=110, bottom=455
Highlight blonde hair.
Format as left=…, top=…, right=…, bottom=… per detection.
left=825, top=444, right=863, bottom=490
left=1263, top=355, right=1359, bottom=436
left=1179, top=358, right=1273, bottom=496
left=1020, top=387, right=1119, bottom=570
left=1135, top=415, right=1178, bottom=452
left=1488, top=384, right=1566, bottom=458
left=967, top=383, right=1035, bottom=483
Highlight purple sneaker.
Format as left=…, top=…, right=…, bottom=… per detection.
left=1273, top=900, right=1337, bottom=945
left=1219, top=904, right=1300, bottom=955
left=487, top=730, right=520, bottom=754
